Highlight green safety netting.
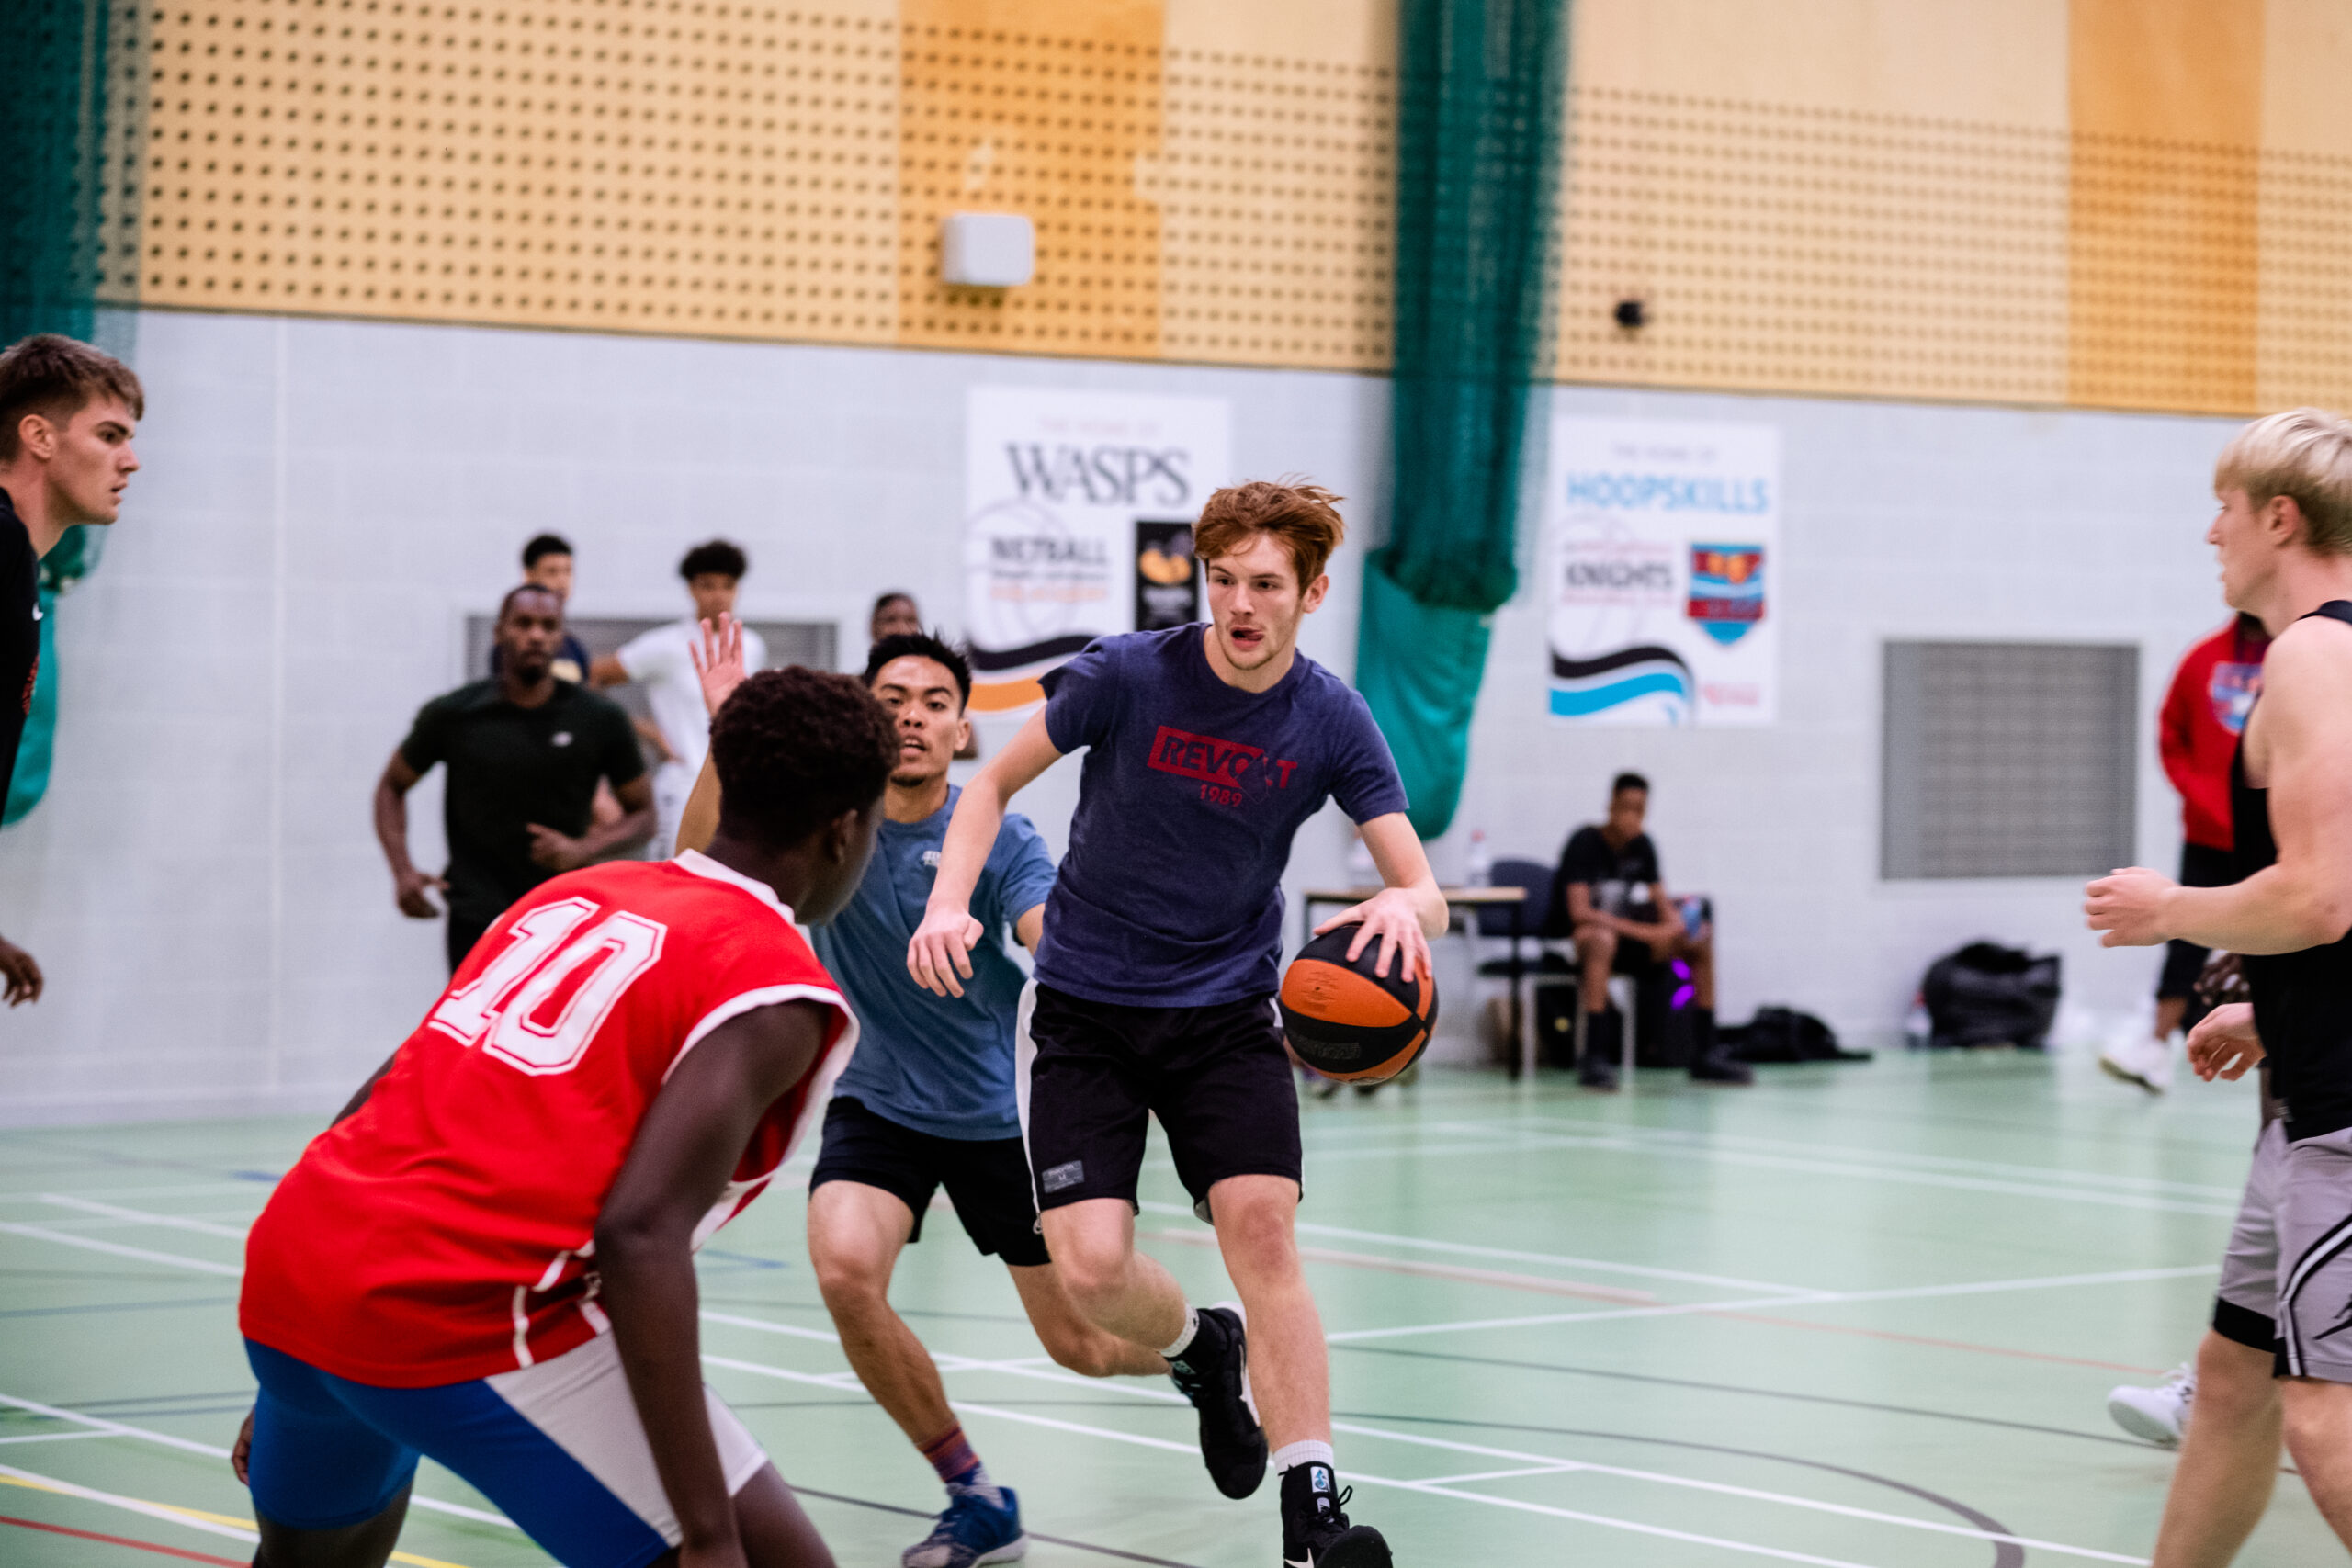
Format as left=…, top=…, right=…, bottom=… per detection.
left=1360, top=0, right=1567, bottom=839
left=2, top=0, right=137, bottom=825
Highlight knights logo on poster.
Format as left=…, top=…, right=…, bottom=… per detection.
left=964, top=389, right=1231, bottom=711
left=1687, top=544, right=1765, bottom=646
left=1544, top=418, right=1781, bottom=726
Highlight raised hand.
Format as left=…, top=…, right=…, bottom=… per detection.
left=690, top=614, right=749, bottom=718
left=908, top=904, right=986, bottom=998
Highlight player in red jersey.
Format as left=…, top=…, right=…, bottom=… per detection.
left=230, top=667, right=896, bottom=1568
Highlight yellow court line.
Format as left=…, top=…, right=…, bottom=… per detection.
left=0, top=1467, right=470, bottom=1568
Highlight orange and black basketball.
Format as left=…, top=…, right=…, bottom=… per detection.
left=1279, top=924, right=1439, bottom=1083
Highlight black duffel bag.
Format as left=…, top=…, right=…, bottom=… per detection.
left=1920, top=942, right=2062, bottom=1050
left=1722, top=1006, right=1870, bottom=1063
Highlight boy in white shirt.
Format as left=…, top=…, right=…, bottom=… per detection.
left=594, top=539, right=767, bottom=855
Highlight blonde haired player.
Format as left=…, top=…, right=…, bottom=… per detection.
left=2088, top=407, right=2352, bottom=1563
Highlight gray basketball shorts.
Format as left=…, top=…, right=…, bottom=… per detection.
left=2214, top=1120, right=2352, bottom=1382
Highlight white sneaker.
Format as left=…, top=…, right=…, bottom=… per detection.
left=2100, top=1035, right=2174, bottom=1093
left=2108, top=1362, right=2195, bottom=1445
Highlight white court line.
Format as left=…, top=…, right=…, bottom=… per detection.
left=0, top=1429, right=115, bottom=1446
left=1431, top=1118, right=2239, bottom=1217
left=0, top=1460, right=260, bottom=1545
left=1322, top=1262, right=2221, bottom=1343
left=0, top=1221, right=243, bottom=1277
left=1137, top=1201, right=1819, bottom=1297
left=0, top=1182, right=274, bottom=1205
left=1484, top=1119, right=2245, bottom=1201
left=699, top=1312, right=2147, bottom=1562
left=1418, top=1463, right=1580, bottom=1484
left=0, top=1393, right=514, bottom=1529
left=40, top=1195, right=254, bottom=1239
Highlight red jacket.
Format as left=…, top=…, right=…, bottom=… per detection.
left=2160, top=617, right=2269, bottom=851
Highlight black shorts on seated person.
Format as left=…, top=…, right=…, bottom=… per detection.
left=1023, top=982, right=1304, bottom=1224
left=809, top=1096, right=1049, bottom=1267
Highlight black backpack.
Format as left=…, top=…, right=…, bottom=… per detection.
left=1722, top=1006, right=1869, bottom=1063
left=1919, top=942, right=2062, bottom=1050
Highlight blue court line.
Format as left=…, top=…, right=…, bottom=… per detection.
left=0, top=1298, right=237, bottom=1321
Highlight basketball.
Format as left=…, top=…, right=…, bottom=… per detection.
left=1279, top=924, right=1439, bottom=1083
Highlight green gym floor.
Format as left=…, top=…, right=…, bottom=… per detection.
left=0, top=1051, right=2327, bottom=1567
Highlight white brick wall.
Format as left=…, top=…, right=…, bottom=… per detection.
left=0, top=310, right=2242, bottom=1122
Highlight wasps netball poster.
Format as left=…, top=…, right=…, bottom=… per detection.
left=963, top=387, right=1231, bottom=711
left=1543, top=416, right=1781, bottom=727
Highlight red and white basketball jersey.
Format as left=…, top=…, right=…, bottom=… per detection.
left=240, top=851, right=855, bottom=1386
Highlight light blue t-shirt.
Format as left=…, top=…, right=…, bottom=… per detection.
left=811, top=786, right=1058, bottom=1140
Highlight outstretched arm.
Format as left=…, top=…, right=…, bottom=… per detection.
left=595, top=1000, right=828, bottom=1568
left=909, top=711, right=1063, bottom=996
left=1313, top=812, right=1444, bottom=982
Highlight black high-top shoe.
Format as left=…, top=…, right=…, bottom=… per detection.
left=1165, top=1303, right=1266, bottom=1499
left=1280, top=1461, right=1392, bottom=1567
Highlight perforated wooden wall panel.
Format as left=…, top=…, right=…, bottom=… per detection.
left=895, top=2, right=1163, bottom=355
left=1554, top=87, right=2072, bottom=407
left=1159, top=49, right=1394, bottom=370
left=2256, top=152, right=2352, bottom=416
left=102, top=2, right=2352, bottom=417
left=131, top=1, right=899, bottom=342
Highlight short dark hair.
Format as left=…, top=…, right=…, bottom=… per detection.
left=680, top=539, right=748, bottom=581
left=498, top=582, right=563, bottom=620
left=522, top=533, right=572, bottom=569
left=862, top=631, right=972, bottom=708
left=872, top=591, right=917, bottom=617
left=711, top=668, right=894, bottom=849
left=0, top=334, right=144, bottom=462
left=1611, top=772, right=1650, bottom=798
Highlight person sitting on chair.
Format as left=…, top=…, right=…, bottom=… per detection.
left=1555, top=773, right=1751, bottom=1089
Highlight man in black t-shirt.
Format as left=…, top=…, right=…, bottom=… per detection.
left=0, top=334, right=146, bottom=1006
left=1555, top=772, right=1750, bottom=1089
left=374, top=585, right=655, bottom=970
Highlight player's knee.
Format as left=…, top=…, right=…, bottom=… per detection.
left=808, top=1238, right=890, bottom=1312
left=2196, top=1330, right=2282, bottom=1416
left=1038, top=1324, right=1121, bottom=1379
left=1577, top=924, right=1616, bottom=961
left=1213, top=1200, right=1299, bottom=1279
left=1046, top=1235, right=1131, bottom=1312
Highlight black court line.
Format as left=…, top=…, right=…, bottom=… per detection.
left=1335, top=1410, right=2025, bottom=1568
left=1335, top=1343, right=2159, bottom=1450
left=789, top=1484, right=1205, bottom=1567
left=0, top=1296, right=239, bottom=1320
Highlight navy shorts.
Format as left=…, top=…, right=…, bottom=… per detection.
left=809, top=1095, right=1049, bottom=1267
left=243, top=1334, right=767, bottom=1568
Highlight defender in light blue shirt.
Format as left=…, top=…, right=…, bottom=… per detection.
left=751, top=630, right=1170, bottom=1568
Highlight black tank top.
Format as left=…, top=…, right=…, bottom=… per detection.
left=2233, top=599, right=2352, bottom=1141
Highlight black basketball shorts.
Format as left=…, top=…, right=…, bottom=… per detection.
left=1021, top=983, right=1304, bottom=1224
left=808, top=1096, right=1049, bottom=1267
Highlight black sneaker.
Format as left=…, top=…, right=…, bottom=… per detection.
left=1689, top=1047, right=1754, bottom=1085
left=1166, top=1302, right=1265, bottom=1499
left=1577, top=1011, right=1622, bottom=1091
left=1280, top=1462, right=1391, bottom=1567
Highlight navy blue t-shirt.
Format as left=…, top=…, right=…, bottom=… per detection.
left=811, top=787, right=1058, bottom=1140
left=1035, top=626, right=1408, bottom=1007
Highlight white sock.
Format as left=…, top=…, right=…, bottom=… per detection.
left=1159, top=1304, right=1201, bottom=1359
left=1273, top=1439, right=1336, bottom=1476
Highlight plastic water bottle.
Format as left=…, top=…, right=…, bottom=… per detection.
left=1464, top=829, right=1492, bottom=887
left=1904, top=997, right=1932, bottom=1050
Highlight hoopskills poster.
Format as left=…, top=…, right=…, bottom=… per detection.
left=1543, top=416, right=1781, bottom=727
left=964, top=388, right=1232, bottom=711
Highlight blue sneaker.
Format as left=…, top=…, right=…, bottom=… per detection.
left=902, top=1483, right=1028, bottom=1568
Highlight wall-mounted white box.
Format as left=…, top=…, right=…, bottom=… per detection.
left=940, top=212, right=1035, bottom=287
